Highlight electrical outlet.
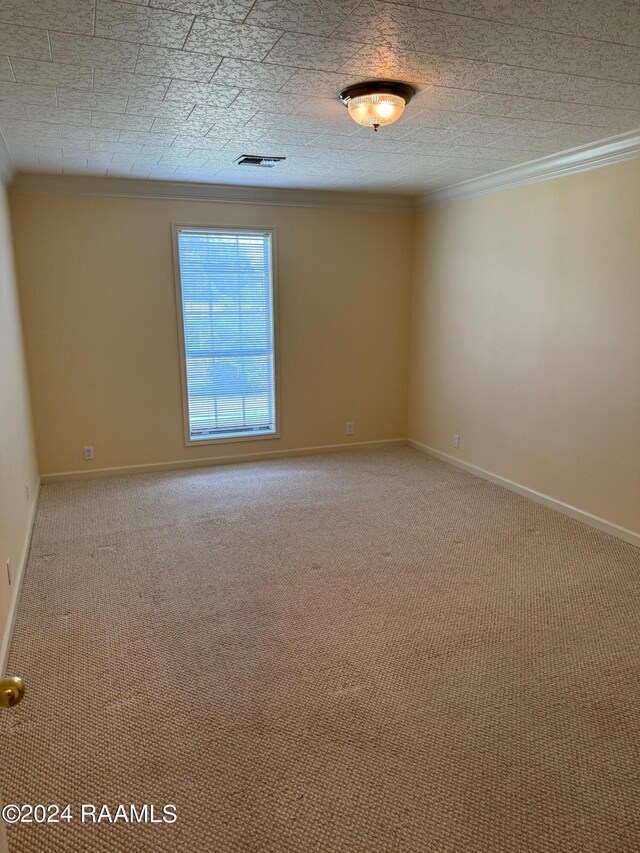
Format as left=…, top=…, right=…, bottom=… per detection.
left=25, top=483, right=30, bottom=503
left=346, top=421, right=355, bottom=436
left=6, top=559, right=11, bottom=586
left=83, top=445, right=94, bottom=461
left=453, top=434, right=460, bottom=449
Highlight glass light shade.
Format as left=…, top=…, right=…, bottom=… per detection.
left=347, top=92, right=406, bottom=128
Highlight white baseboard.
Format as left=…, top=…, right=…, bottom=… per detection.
left=0, top=479, right=41, bottom=676
left=40, top=439, right=408, bottom=483
left=408, top=440, right=640, bottom=549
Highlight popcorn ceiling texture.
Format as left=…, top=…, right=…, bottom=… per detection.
left=3, top=447, right=640, bottom=851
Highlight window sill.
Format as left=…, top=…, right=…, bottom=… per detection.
left=185, top=430, right=280, bottom=448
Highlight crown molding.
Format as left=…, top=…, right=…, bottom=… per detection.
left=0, top=133, right=14, bottom=186
left=10, top=127, right=640, bottom=209
left=423, top=128, right=640, bottom=207
left=9, top=172, right=418, bottom=212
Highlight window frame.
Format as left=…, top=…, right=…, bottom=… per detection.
left=172, top=223, right=281, bottom=448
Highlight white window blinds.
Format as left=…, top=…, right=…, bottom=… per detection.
left=175, top=228, right=277, bottom=442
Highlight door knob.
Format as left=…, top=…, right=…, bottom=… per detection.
left=0, top=676, right=25, bottom=708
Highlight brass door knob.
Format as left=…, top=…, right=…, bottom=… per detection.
left=0, top=676, right=25, bottom=708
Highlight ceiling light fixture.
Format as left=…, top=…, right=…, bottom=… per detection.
left=339, top=80, right=415, bottom=131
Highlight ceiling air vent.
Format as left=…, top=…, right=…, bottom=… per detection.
left=235, top=154, right=286, bottom=167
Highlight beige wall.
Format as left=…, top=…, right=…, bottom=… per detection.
left=10, top=193, right=412, bottom=476
left=0, top=182, right=39, bottom=668
left=7, top=157, right=639, bottom=538
left=409, top=158, right=640, bottom=535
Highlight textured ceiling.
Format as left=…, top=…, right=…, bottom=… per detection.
left=1, top=0, right=640, bottom=193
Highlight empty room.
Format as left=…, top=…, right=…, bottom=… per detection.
left=1, top=1, right=640, bottom=851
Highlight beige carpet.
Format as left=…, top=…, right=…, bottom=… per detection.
left=3, top=447, right=640, bottom=852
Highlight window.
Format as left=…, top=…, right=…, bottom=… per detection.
left=174, top=226, right=278, bottom=444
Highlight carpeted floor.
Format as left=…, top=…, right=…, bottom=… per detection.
left=3, top=447, right=640, bottom=852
